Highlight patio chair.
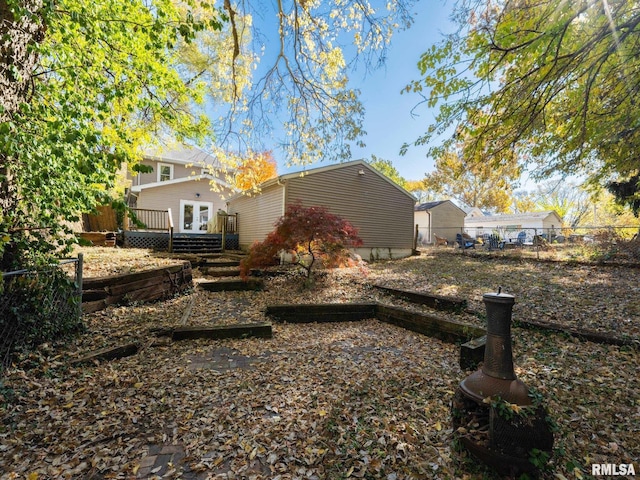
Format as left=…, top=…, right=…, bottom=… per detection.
left=517, top=231, right=534, bottom=246
left=485, top=234, right=504, bottom=251
left=456, top=233, right=475, bottom=249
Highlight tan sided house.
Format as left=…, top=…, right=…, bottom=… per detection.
left=227, top=160, right=416, bottom=260
left=125, top=146, right=237, bottom=252
left=414, top=200, right=467, bottom=246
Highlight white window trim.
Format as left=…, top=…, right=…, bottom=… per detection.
left=157, top=162, right=174, bottom=182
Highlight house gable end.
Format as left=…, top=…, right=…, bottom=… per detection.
left=275, top=160, right=416, bottom=202
left=132, top=146, right=229, bottom=188
left=416, top=200, right=466, bottom=217
left=227, top=160, right=416, bottom=253
left=283, top=162, right=415, bottom=249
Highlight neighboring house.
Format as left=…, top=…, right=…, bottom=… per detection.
left=414, top=200, right=467, bottom=246
left=227, top=160, right=416, bottom=260
left=464, top=211, right=563, bottom=242
left=464, top=206, right=485, bottom=219
left=128, top=146, right=233, bottom=233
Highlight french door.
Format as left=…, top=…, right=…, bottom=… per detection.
left=179, top=200, right=213, bottom=233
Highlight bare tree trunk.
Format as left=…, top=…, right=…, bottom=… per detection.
left=0, top=0, right=45, bottom=269
left=0, top=0, right=44, bottom=118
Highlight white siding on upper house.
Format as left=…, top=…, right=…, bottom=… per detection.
left=124, top=147, right=233, bottom=233
left=132, top=159, right=211, bottom=186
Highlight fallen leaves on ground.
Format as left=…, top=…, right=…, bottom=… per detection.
left=367, top=250, right=640, bottom=339
left=1, top=248, right=638, bottom=479
left=68, top=246, right=185, bottom=278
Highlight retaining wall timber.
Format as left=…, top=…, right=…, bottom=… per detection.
left=375, top=304, right=484, bottom=343
left=266, top=303, right=483, bottom=344
left=82, top=262, right=193, bottom=313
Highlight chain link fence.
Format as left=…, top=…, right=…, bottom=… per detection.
left=416, top=225, right=640, bottom=261
left=1, top=256, right=83, bottom=375
left=417, top=225, right=639, bottom=245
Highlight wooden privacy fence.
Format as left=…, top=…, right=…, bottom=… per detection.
left=83, top=205, right=118, bottom=232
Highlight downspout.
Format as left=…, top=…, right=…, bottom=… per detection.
left=276, top=177, right=286, bottom=215
left=277, top=177, right=286, bottom=264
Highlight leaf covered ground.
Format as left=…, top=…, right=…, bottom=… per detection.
left=1, top=248, right=639, bottom=479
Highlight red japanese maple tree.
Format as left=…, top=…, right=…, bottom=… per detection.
left=240, top=203, right=363, bottom=280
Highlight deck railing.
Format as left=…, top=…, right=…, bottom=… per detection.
left=223, top=213, right=237, bottom=234
left=126, top=209, right=237, bottom=234
left=125, top=208, right=171, bottom=231
left=124, top=209, right=237, bottom=252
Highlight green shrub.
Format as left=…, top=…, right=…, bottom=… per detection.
left=1, top=266, right=83, bottom=368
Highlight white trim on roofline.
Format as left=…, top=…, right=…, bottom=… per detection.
left=464, top=211, right=562, bottom=224
left=131, top=174, right=232, bottom=193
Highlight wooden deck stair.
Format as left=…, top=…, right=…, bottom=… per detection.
left=171, top=234, right=222, bottom=254
left=198, top=259, right=241, bottom=276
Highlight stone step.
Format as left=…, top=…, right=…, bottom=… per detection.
left=200, top=267, right=241, bottom=277
left=198, top=278, right=263, bottom=292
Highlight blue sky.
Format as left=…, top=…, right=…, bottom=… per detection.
left=348, top=3, right=455, bottom=181
left=278, top=2, right=456, bottom=181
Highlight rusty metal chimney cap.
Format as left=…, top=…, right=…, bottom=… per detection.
left=483, top=291, right=515, bottom=304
